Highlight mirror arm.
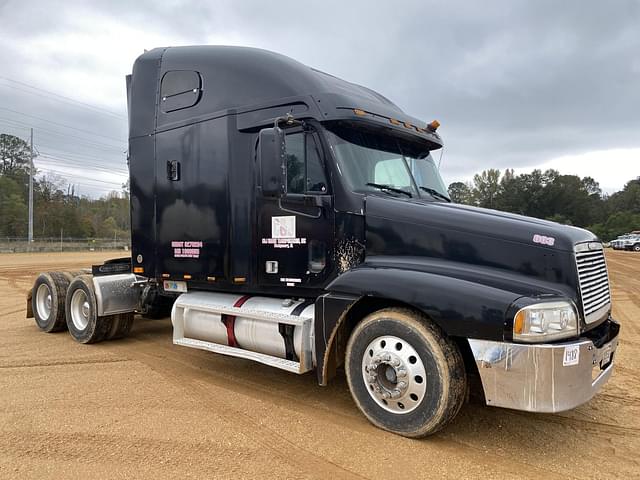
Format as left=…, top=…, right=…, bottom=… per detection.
left=274, top=113, right=303, bottom=129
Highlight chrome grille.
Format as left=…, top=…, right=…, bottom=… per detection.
left=575, top=243, right=611, bottom=323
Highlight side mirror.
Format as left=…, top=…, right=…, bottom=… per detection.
left=258, top=127, right=286, bottom=197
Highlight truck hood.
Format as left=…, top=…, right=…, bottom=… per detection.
left=365, top=194, right=597, bottom=253
left=362, top=194, right=596, bottom=297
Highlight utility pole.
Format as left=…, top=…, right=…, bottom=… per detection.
left=28, top=128, right=34, bottom=244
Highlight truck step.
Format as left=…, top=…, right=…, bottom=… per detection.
left=174, top=337, right=303, bottom=373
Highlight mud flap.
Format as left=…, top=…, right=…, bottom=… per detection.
left=26, top=289, right=33, bottom=318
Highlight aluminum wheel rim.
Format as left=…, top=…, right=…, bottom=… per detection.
left=361, top=335, right=427, bottom=414
left=70, top=289, right=91, bottom=331
left=35, top=284, right=52, bottom=320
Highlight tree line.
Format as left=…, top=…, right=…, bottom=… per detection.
left=0, top=133, right=129, bottom=239
left=448, top=169, right=640, bottom=241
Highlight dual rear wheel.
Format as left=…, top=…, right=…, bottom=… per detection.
left=32, top=272, right=133, bottom=343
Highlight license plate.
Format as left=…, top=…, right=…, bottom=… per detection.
left=601, top=344, right=612, bottom=367
left=163, top=280, right=187, bottom=293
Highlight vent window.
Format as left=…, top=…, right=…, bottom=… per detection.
left=160, top=70, right=202, bottom=113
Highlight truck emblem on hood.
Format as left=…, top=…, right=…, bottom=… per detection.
left=533, top=234, right=555, bottom=246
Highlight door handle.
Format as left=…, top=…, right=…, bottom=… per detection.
left=167, top=160, right=180, bottom=181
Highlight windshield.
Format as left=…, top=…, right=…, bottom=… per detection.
left=324, top=124, right=449, bottom=201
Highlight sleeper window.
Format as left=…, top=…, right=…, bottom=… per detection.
left=160, top=70, right=202, bottom=113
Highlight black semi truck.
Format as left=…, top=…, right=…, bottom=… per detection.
left=27, top=46, right=620, bottom=437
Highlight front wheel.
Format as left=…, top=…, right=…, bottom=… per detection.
left=633, top=244, right=640, bottom=252
left=345, top=308, right=466, bottom=437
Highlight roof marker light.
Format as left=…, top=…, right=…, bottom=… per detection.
left=353, top=109, right=367, bottom=116
left=427, top=120, right=441, bottom=131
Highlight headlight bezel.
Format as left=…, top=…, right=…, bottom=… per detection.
left=512, top=300, right=579, bottom=343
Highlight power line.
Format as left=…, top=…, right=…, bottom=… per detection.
left=39, top=148, right=127, bottom=168
left=0, top=121, right=128, bottom=179
left=0, top=107, right=125, bottom=144
left=0, top=76, right=126, bottom=119
left=0, top=117, right=125, bottom=151
left=38, top=155, right=128, bottom=176
left=36, top=166, right=125, bottom=187
left=30, top=135, right=124, bottom=155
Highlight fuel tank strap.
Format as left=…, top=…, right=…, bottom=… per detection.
left=291, top=300, right=314, bottom=317
left=221, top=295, right=251, bottom=347
left=279, top=300, right=314, bottom=361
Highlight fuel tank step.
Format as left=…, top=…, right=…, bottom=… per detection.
left=171, top=292, right=314, bottom=373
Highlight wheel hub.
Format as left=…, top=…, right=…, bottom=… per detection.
left=35, top=284, right=52, bottom=320
left=70, top=289, right=90, bottom=331
left=362, top=335, right=427, bottom=414
left=365, top=351, right=409, bottom=400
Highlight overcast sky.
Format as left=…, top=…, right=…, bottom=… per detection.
left=0, top=0, right=638, bottom=196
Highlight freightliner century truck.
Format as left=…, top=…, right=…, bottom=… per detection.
left=27, top=46, right=620, bottom=437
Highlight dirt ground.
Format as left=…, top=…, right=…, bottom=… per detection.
left=0, top=251, right=638, bottom=479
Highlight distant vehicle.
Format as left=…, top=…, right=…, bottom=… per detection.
left=625, top=234, right=640, bottom=252
left=610, top=236, right=626, bottom=250
left=611, top=234, right=640, bottom=251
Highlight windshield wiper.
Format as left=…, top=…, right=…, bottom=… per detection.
left=419, top=186, right=451, bottom=202
left=366, top=182, right=412, bottom=198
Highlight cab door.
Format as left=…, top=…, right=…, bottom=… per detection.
left=257, top=127, right=333, bottom=289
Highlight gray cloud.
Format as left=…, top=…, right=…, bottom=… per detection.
left=0, top=0, right=638, bottom=195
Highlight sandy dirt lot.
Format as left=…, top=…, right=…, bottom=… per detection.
left=0, top=250, right=638, bottom=479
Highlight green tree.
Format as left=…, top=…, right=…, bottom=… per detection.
left=0, top=176, right=27, bottom=236
left=608, top=178, right=640, bottom=214
left=0, top=133, right=31, bottom=185
left=588, top=211, right=640, bottom=241
left=448, top=181, right=473, bottom=204
left=471, top=169, right=502, bottom=208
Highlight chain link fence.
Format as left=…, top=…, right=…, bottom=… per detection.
left=0, top=237, right=131, bottom=254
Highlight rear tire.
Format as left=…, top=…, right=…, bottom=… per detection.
left=345, top=308, right=466, bottom=437
left=60, top=270, right=87, bottom=283
left=633, top=244, right=640, bottom=252
left=32, top=272, right=70, bottom=333
left=65, top=275, right=113, bottom=344
left=105, top=312, right=135, bottom=340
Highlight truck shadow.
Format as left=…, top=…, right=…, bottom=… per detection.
left=123, top=315, right=609, bottom=461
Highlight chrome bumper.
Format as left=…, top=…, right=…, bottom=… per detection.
left=468, top=322, right=620, bottom=413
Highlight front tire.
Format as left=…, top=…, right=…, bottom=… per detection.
left=345, top=308, right=466, bottom=437
left=633, top=244, right=640, bottom=252
left=65, top=275, right=114, bottom=344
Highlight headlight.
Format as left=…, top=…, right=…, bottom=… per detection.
left=513, top=301, right=578, bottom=343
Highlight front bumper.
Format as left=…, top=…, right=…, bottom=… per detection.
left=468, top=319, right=620, bottom=413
